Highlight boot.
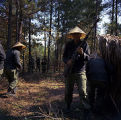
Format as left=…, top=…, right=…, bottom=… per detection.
left=12, top=87, right=17, bottom=94
left=6, top=87, right=16, bottom=96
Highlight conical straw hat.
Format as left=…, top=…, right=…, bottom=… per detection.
left=12, top=42, right=26, bottom=49
left=67, top=26, right=86, bottom=39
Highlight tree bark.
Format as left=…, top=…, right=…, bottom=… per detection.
left=111, top=0, right=115, bottom=35
left=56, top=3, right=60, bottom=71
left=22, top=26, right=26, bottom=73
left=47, top=0, right=53, bottom=71
left=44, top=15, right=47, bottom=57
left=94, top=0, right=98, bottom=51
left=7, top=0, right=12, bottom=50
left=18, top=1, right=23, bottom=42
left=115, top=0, right=118, bottom=36
left=29, top=17, right=31, bottom=72
left=15, top=0, right=19, bottom=42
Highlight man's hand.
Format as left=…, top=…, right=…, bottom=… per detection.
left=67, top=59, right=72, bottom=65
left=17, top=64, right=22, bottom=71
left=77, top=47, right=83, bottom=54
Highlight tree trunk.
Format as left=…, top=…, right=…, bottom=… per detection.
left=55, top=3, right=60, bottom=71
left=22, top=27, right=26, bottom=73
left=15, top=0, right=19, bottom=42
left=44, top=32, right=47, bottom=57
left=54, top=2, right=60, bottom=72
left=7, top=0, right=12, bottom=50
left=44, top=15, right=47, bottom=57
left=111, top=0, right=115, bottom=35
left=47, top=0, right=53, bottom=71
left=94, top=0, right=98, bottom=51
left=22, top=50, right=25, bottom=72
left=18, top=1, right=23, bottom=42
left=59, top=44, right=62, bottom=74
left=29, top=17, right=31, bottom=72
left=115, top=0, right=118, bottom=36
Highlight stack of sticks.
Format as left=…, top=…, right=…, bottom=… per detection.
left=97, top=34, right=121, bottom=104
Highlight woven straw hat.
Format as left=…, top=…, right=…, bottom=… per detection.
left=67, top=26, right=86, bottom=39
left=12, top=42, right=26, bottom=49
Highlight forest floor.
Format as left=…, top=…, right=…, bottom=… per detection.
left=0, top=72, right=118, bottom=120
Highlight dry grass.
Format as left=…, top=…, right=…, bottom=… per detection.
left=0, top=72, right=113, bottom=120
left=0, top=73, right=67, bottom=120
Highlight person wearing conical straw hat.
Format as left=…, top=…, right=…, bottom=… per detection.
left=4, top=42, right=26, bottom=96
left=63, top=26, right=90, bottom=111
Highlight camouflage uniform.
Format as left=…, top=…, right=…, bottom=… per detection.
left=30, top=57, right=35, bottom=73
left=4, top=69, right=18, bottom=90
left=65, top=72, right=87, bottom=107
left=0, top=42, right=6, bottom=80
left=41, top=57, right=47, bottom=73
left=4, top=48, right=22, bottom=94
left=0, top=69, right=4, bottom=79
left=36, top=57, right=40, bottom=72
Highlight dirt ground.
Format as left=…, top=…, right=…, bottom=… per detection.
left=0, top=72, right=119, bottom=120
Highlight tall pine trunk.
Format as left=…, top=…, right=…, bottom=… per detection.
left=7, top=0, right=12, bottom=49
left=111, top=0, right=115, bottom=35
left=18, top=1, right=23, bottom=42
left=47, top=0, right=53, bottom=71
left=57, top=3, right=60, bottom=68
left=115, top=0, right=118, bottom=36
left=29, top=17, right=31, bottom=72
left=15, top=0, right=19, bottom=42
left=94, top=0, right=98, bottom=51
left=44, top=15, right=46, bottom=57
left=22, top=25, right=26, bottom=73
left=55, top=4, right=60, bottom=71
left=44, top=32, right=47, bottom=57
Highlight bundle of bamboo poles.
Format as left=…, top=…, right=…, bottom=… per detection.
left=97, top=34, right=121, bottom=104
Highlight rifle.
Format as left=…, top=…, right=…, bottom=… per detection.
left=64, top=19, right=99, bottom=77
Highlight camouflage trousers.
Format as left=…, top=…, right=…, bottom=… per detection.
left=65, top=71, right=87, bottom=106
left=0, top=69, right=3, bottom=80
left=4, top=69, right=19, bottom=90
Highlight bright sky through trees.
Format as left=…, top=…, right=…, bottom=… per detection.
left=99, top=0, right=121, bottom=34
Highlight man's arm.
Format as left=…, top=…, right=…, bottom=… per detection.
left=83, top=42, right=90, bottom=61
left=14, top=50, right=22, bottom=70
left=77, top=42, right=90, bottom=61
left=0, top=44, right=6, bottom=62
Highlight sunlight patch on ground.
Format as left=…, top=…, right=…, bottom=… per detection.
left=0, top=77, right=65, bottom=117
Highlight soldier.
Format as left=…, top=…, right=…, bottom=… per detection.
left=36, top=57, right=40, bottom=72
left=63, top=26, right=90, bottom=111
left=41, top=56, right=47, bottom=73
left=4, top=42, right=26, bottom=96
left=0, top=41, right=6, bottom=80
left=30, top=56, right=35, bottom=73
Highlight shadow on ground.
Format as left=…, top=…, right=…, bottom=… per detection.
left=25, top=99, right=87, bottom=120
left=0, top=109, right=21, bottom=120
left=21, top=72, right=64, bottom=83
left=1, top=73, right=121, bottom=120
